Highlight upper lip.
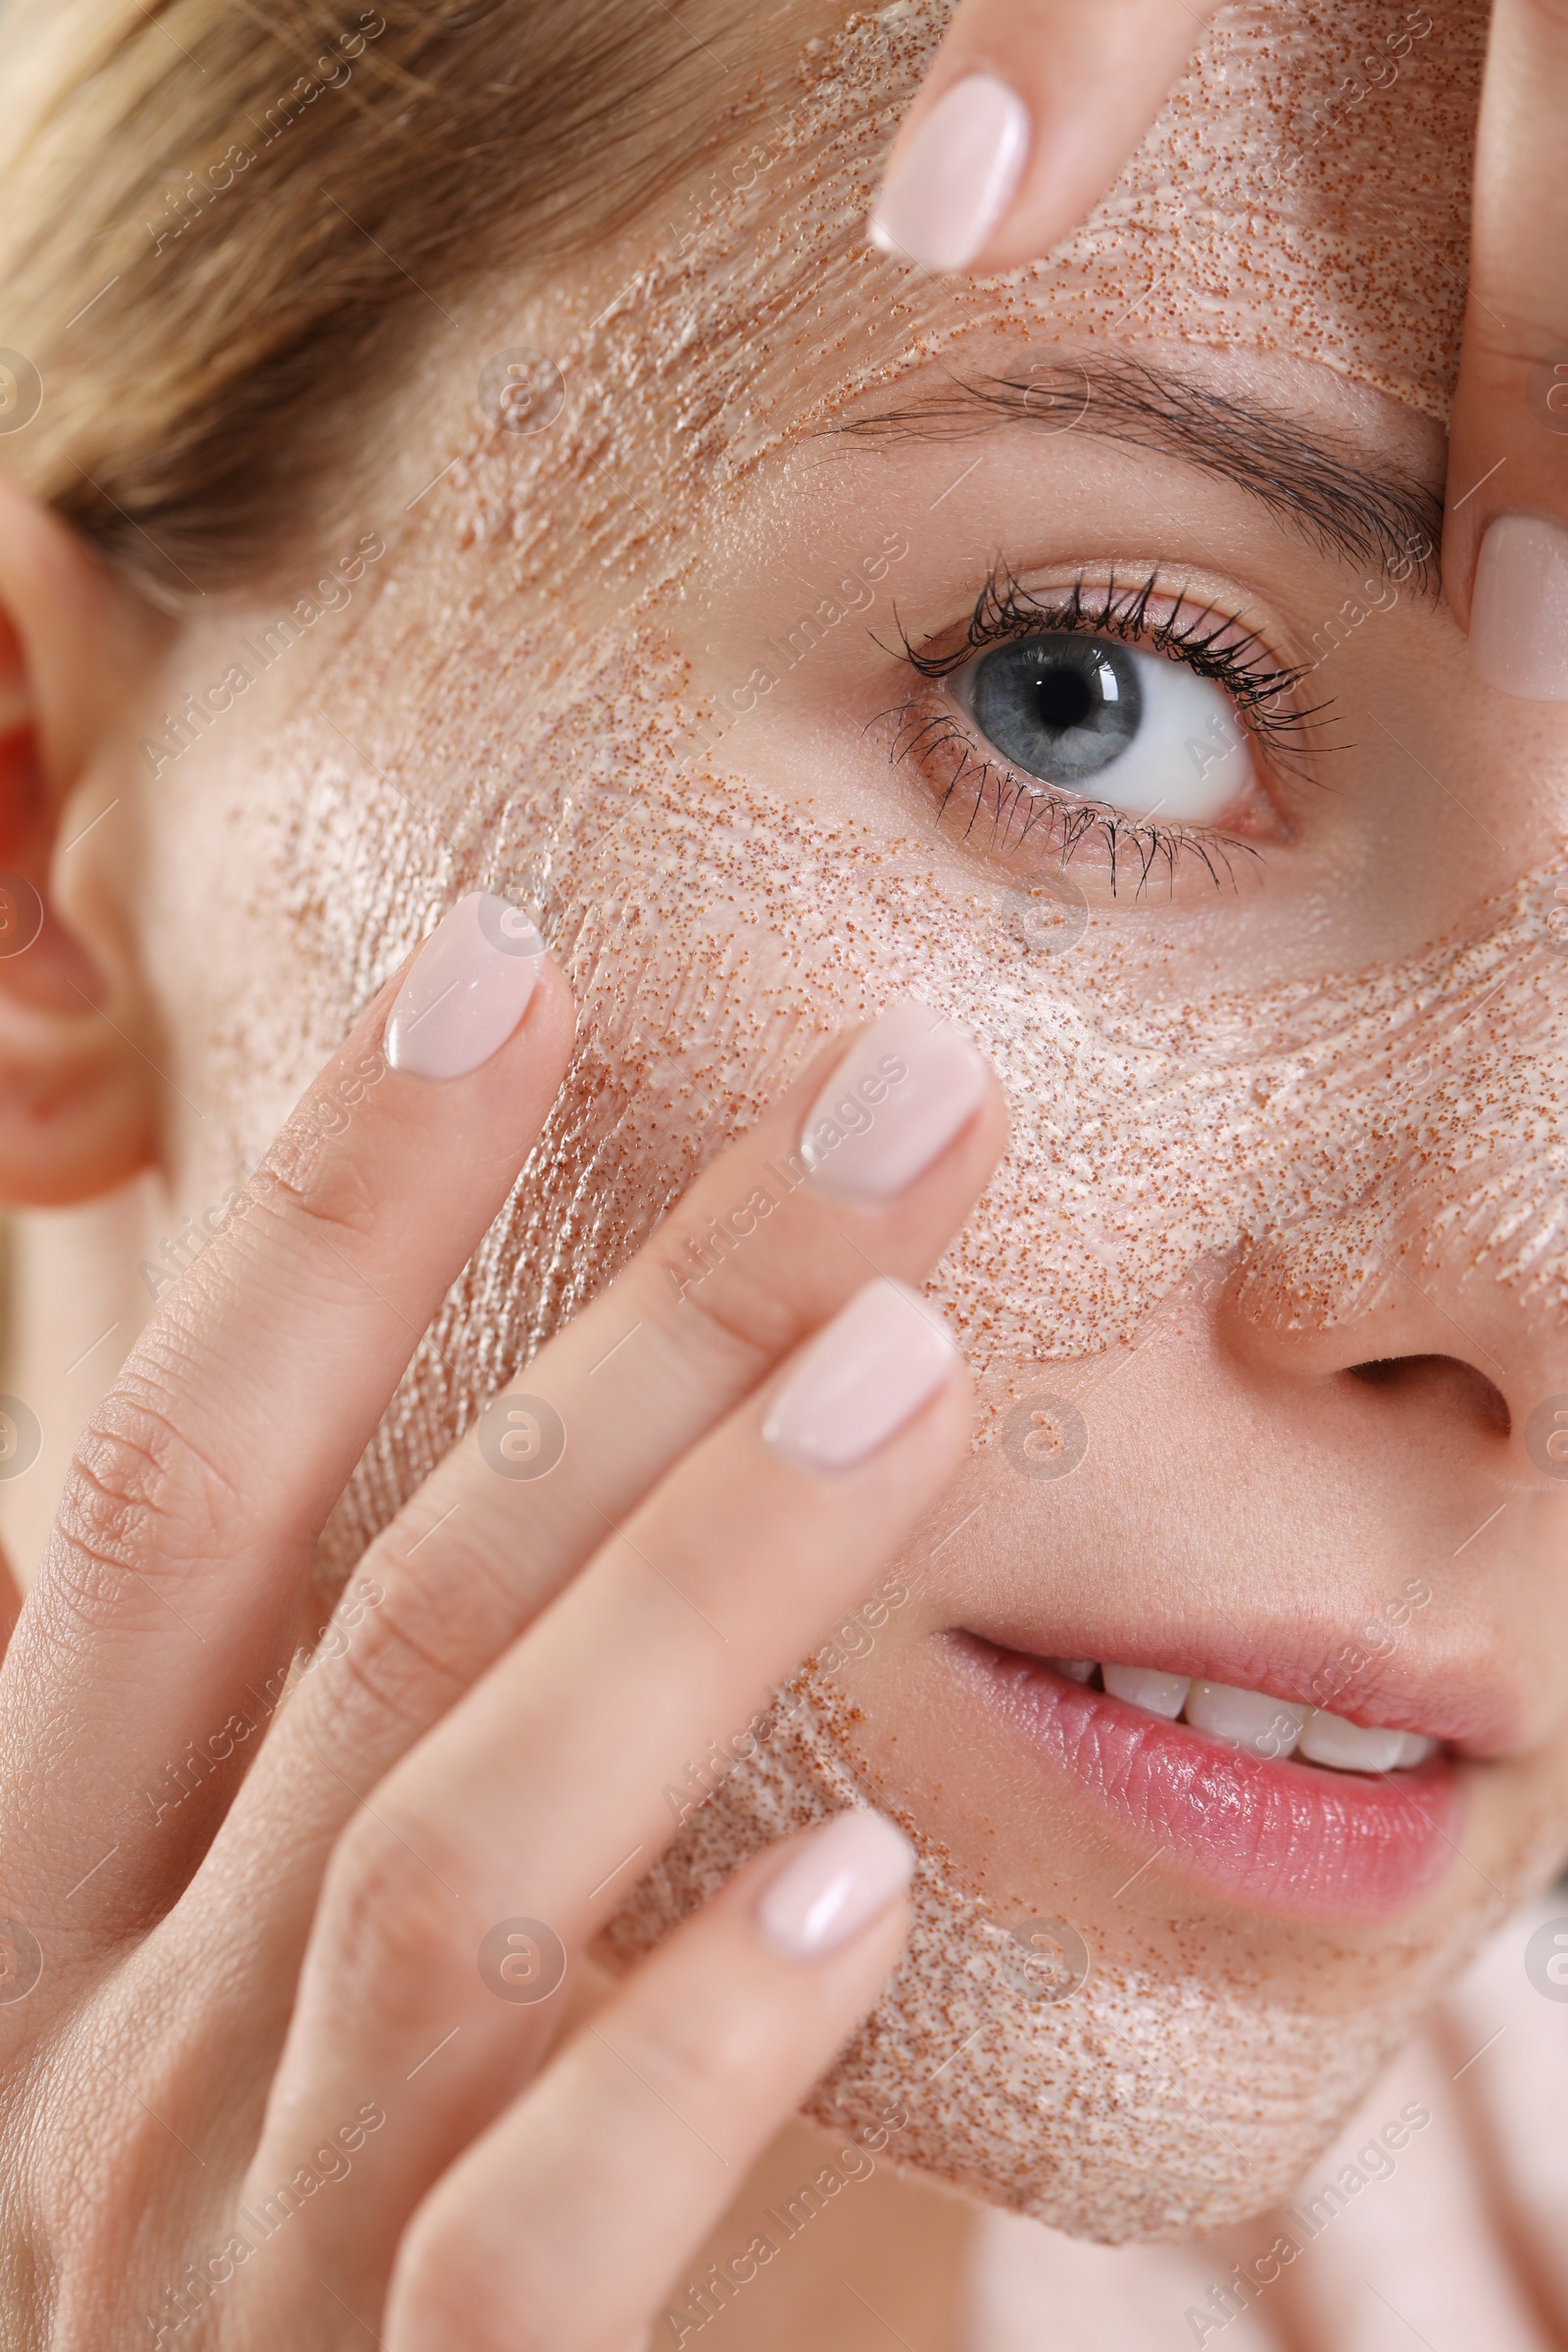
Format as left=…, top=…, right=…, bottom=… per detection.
left=952, top=1616, right=1525, bottom=1761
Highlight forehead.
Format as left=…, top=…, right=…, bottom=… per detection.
left=1047, top=0, right=1482, bottom=419
left=679, top=0, right=1483, bottom=421
left=418, top=1, right=1480, bottom=626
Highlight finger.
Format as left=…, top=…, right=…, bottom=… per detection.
left=381, top=1814, right=912, bottom=2352
left=255, top=1277, right=970, bottom=2264
left=867, top=0, right=1224, bottom=276
left=0, top=895, right=574, bottom=1921
left=0, top=1534, right=20, bottom=1660
left=1443, top=0, right=1568, bottom=697
left=218, top=1002, right=1001, bottom=1923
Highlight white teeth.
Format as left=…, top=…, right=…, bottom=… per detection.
left=1296, top=1711, right=1409, bottom=1774
left=1102, top=1663, right=1190, bottom=1720
left=1059, top=1654, right=1439, bottom=1771
left=1184, top=1680, right=1306, bottom=1758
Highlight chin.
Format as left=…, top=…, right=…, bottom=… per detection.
left=599, top=1672, right=1493, bottom=2242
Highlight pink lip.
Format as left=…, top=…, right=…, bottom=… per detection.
left=952, top=1636, right=1468, bottom=1923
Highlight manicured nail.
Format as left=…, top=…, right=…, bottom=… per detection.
left=869, top=73, right=1031, bottom=272
left=762, top=1278, right=957, bottom=1472
left=1468, top=513, right=1568, bottom=701
left=800, top=1000, right=988, bottom=1201
left=757, top=1809, right=914, bottom=1960
left=385, top=892, right=545, bottom=1079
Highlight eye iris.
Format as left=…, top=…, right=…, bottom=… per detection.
left=970, top=632, right=1142, bottom=788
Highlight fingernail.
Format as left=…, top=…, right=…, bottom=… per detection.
left=1468, top=514, right=1568, bottom=701
left=800, top=1000, right=988, bottom=1201
left=868, top=73, right=1031, bottom=272
left=385, top=892, right=545, bottom=1079
left=757, top=1809, right=914, bottom=1960
left=762, top=1278, right=957, bottom=1472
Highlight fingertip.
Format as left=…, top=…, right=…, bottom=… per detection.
left=868, top=71, right=1031, bottom=273
left=1465, top=512, right=1568, bottom=702
left=756, top=1808, right=916, bottom=1962
left=868, top=0, right=1222, bottom=278
left=518, top=948, right=578, bottom=1063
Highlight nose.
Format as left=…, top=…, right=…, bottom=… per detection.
left=1218, top=1207, right=1568, bottom=1490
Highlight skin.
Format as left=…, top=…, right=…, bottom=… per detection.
left=891, top=0, right=1568, bottom=637
left=0, top=2, right=1566, bottom=2345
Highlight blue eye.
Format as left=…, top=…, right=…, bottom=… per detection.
left=956, top=630, right=1253, bottom=824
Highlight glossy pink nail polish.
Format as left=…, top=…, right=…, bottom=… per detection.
left=869, top=73, right=1031, bottom=272
left=1469, top=514, right=1568, bottom=701
left=757, top=1809, right=914, bottom=1959
left=799, top=1000, right=989, bottom=1202
left=761, top=1278, right=957, bottom=1472
left=385, top=892, right=544, bottom=1079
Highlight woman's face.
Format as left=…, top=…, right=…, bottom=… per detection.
left=102, top=0, right=1568, bottom=2239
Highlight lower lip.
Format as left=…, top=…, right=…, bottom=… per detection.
left=953, top=1636, right=1466, bottom=1923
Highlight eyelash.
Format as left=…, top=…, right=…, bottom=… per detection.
left=882, top=563, right=1336, bottom=892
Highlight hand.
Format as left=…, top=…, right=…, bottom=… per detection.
left=869, top=0, right=1567, bottom=704
left=1443, top=0, right=1568, bottom=702
left=0, top=899, right=1004, bottom=2348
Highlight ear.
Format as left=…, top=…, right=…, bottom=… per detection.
left=0, top=463, right=166, bottom=1204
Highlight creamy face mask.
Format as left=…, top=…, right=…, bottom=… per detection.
left=135, top=0, right=1568, bottom=2240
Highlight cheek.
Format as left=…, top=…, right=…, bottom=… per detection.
left=180, top=629, right=1562, bottom=1616
left=516, top=701, right=1566, bottom=1392
left=365, top=631, right=1568, bottom=1433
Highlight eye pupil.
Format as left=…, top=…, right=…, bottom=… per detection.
left=970, top=633, right=1142, bottom=788
left=1032, top=664, right=1098, bottom=732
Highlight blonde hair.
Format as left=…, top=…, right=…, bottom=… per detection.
left=0, top=0, right=739, bottom=594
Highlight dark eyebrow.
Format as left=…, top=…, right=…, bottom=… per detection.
left=835, top=353, right=1443, bottom=597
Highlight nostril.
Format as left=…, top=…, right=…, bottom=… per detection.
left=1347, top=1353, right=1511, bottom=1438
